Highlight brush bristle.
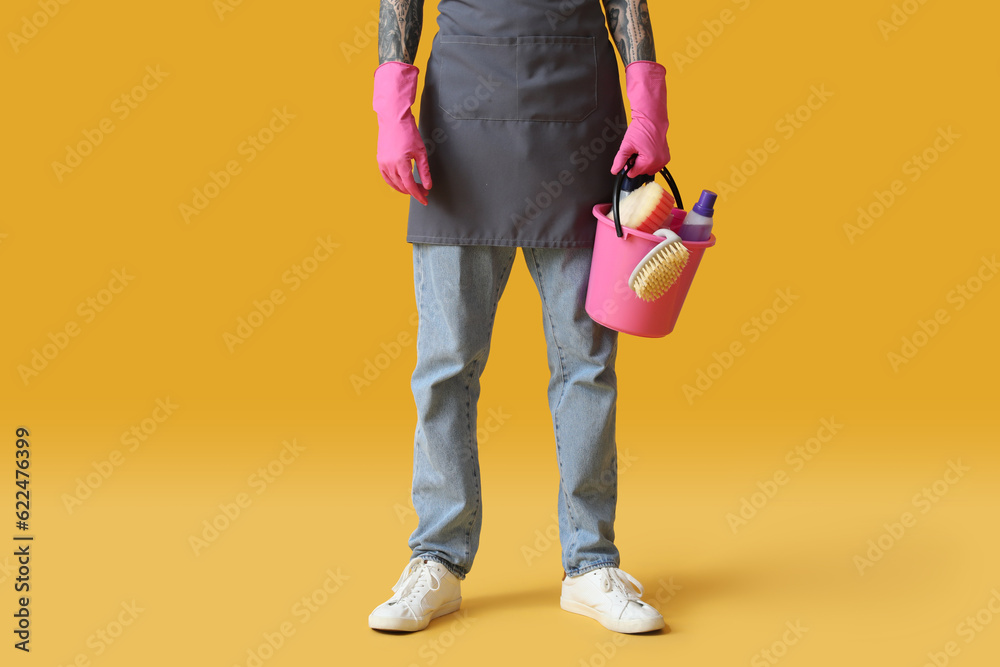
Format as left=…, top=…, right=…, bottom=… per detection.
left=632, top=243, right=689, bottom=302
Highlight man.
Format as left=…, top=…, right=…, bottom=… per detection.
left=368, top=0, right=671, bottom=633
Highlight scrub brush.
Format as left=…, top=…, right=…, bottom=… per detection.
left=628, top=228, right=689, bottom=302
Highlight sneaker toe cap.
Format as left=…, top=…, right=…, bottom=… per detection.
left=620, top=600, right=663, bottom=621
left=370, top=599, right=415, bottom=620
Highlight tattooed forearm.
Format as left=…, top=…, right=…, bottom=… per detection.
left=378, top=0, right=424, bottom=65
left=602, top=0, right=655, bottom=65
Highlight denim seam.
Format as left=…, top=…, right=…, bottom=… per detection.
left=565, top=559, right=620, bottom=578
left=462, top=248, right=515, bottom=569
left=479, top=248, right=515, bottom=368
left=413, top=553, right=468, bottom=580
left=414, top=244, right=426, bottom=329
left=525, top=248, right=580, bottom=560
left=411, top=245, right=425, bottom=517
left=463, top=359, right=478, bottom=565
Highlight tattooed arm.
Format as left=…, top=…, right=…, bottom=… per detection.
left=602, top=0, right=655, bottom=65
left=379, top=0, right=424, bottom=65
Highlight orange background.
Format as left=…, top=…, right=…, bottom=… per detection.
left=2, top=0, right=998, bottom=665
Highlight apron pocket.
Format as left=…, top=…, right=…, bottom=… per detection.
left=516, top=35, right=598, bottom=122
left=436, top=35, right=598, bottom=123
left=437, top=36, right=519, bottom=121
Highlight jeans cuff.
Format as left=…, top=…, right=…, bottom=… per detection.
left=412, top=553, right=468, bottom=580
left=564, top=559, right=620, bottom=578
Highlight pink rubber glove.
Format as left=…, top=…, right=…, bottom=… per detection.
left=611, top=61, right=671, bottom=177
left=373, top=62, right=432, bottom=205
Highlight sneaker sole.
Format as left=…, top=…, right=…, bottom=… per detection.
left=560, top=597, right=665, bottom=634
left=368, top=597, right=462, bottom=632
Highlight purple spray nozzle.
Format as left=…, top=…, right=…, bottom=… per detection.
left=692, top=190, right=717, bottom=217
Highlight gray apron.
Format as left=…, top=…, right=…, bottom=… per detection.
left=407, top=0, right=626, bottom=248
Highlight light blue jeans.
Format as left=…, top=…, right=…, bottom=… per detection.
left=408, top=242, right=621, bottom=580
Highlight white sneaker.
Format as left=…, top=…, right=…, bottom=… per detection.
left=368, top=558, right=462, bottom=632
left=560, top=566, right=665, bottom=633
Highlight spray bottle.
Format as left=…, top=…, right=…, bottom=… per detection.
left=678, top=190, right=717, bottom=242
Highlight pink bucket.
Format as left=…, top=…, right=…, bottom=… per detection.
left=585, top=164, right=717, bottom=338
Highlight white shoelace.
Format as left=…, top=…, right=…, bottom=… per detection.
left=387, top=559, right=443, bottom=619
left=598, top=567, right=645, bottom=602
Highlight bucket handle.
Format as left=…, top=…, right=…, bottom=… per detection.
left=612, top=154, right=684, bottom=238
